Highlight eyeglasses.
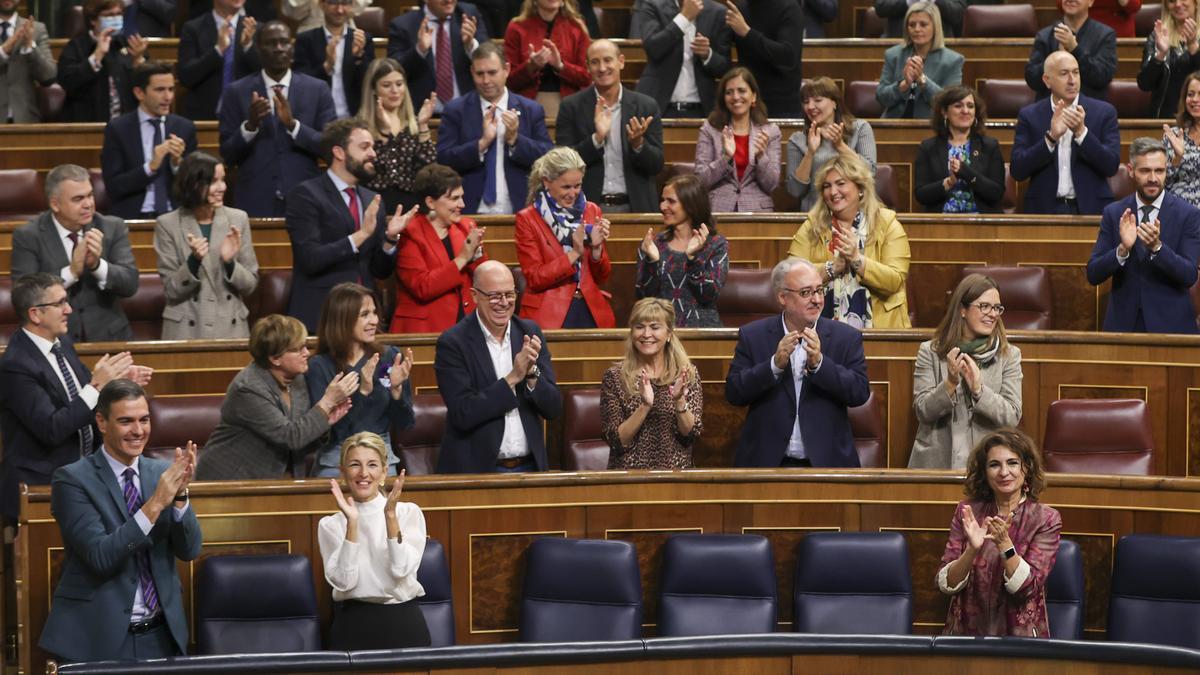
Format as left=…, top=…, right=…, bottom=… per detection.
left=474, top=288, right=517, bottom=305
left=969, top=302, right=1005, bottom=316
left=33, top=297, right=70, bottom=310
left=781, top=286, right=827, bottom=300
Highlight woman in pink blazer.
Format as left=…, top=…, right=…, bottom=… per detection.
left=694, top=67, right=782, bottom=213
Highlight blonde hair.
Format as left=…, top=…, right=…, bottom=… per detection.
left=526, top=146, right=586, bottom=204
left=803, top=154, right=883, bottom=246
left=618, top=298, right=694, bottom=395
left=338, top=431, right=390, bottom=495
left=514, top=0, right=588, bottom=31
left=904, top=1, right=945, bottom=51
left=1163, top=0, right=1200, bottom=49
left=358, top=58, right=418, bottom=139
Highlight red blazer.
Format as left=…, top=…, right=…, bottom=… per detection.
left=390, top=213, right=487, bottom=334
left=504, top=14, right=592, bottom=100
left=514, top=203, right=615, bottom=328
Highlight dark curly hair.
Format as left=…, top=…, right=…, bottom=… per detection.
left=930, top=85, right=987, bottom=138
left=963, top=428, right=1046, bottom=502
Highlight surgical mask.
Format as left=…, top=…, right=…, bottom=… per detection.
left=99, top=15, right=123, bottom=35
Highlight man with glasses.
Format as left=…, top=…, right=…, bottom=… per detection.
left=434, top=260, right=562, bottom=473
left=0, top=273, right=152, bottom=522
left=725, top=257, right=870, bottom=467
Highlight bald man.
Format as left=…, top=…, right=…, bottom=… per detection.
left=1024, top=0, right=1116, bottom=100
left=433, top=261, right=562, bottom=473
left=1010, top=51, right=1119, bottom=215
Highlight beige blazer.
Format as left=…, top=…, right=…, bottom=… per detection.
left=154, top=206, right=259, bottom=339
left=0, top=18, right=56, bottom=123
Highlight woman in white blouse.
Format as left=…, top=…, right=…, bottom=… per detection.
left=319, top=431, right=431, bottom=650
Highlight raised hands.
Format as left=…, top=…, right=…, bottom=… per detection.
left=247, top=91, right=271, bottom=131
left=626, top=115, right=654, bottom=150
left=752, top=129, right=771, bottom=159
left=944, top=346, right=964, bottom=390
left=384, top=469, right=407, bottom=510
left=359, top=352, right=381, bottom=396
left=239, top=16, right=258, bottom=50
left=456, top=225, right=486, bottom=266
left=273, top=86, right=295, bottom=129
left=959, top=352, right=982, bottom=396
left=682, top=0, right=704, bottom=21
left=218, top=19, right=234, bottom=54
left=640, top=228, right=660, bottom=262
left=92, top=27, right=115, bottom=62
left=528, top=42, right=550, bottom=70
left=417, top=17, right=436, bottom=55
left=668, top=367, right=690, bottom=404
left=961, top=504, right=988, bottom=551
left=800, top=326, right=821, bottom=370
left=507, top=334, right=542, bottom=386
left=389, top=348, right=414, bottom=399
left=351, top=28, right=367, bottom=59
left=501, top=108, right=521, bottom=145
left=543, top=39, right=563, bottom=70
left=479, top=104, right=499, bottom=152
left=330, top=477, right=358, bottom=522
left=1138, top=217, right=1163, bottom=252
left=1062, top=103, right=1086, bottom=137
left=90, top=351, right=135, bottom=389
left=184, top=231, right=210, bottom=263
left=1117, top=207, right=1139, bottom=255
left=1153, top=19, right=1170, bottom=59
left=724, top=0, right=749, bottom=37
left=324, top=30, right=342, bottom=74
left=82, top=228, right=104, bottom=272
left=589, top=217, right=611, bottom=252
left=387, top=204, right=420, bottom=242
left=685, top=222, right=710, bottom=257
left=593, top=95, right=613, bottom=145
left=1053, top=21, right=1077, bottom=52
left=126, top=34, right=149, bottom=64
left=1049, top=99, right=1070, bottom=142
left=460, top=13, right=478, bottom=49
left=638, top=367, right=655, bottom=406
left=319, top=371, right=359, bottom=418
left=691, top=34, right=711, bottom=59
left=721, top=124, right=736, bottom=158
left=417, top=93, right=437, bottom=127
left=2, top=16, right=34, bottom=54
left=219, top=226, right=242, bottom=263
left=151, top=442, right=197, bottom=514
left=1164, top=124, right=1186, bottom=158
left=943, top=157, right=961, bottom=191
left=773, top=330, right=801, bottom=370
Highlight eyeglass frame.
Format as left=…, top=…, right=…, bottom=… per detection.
left=473, top=287, right=518, bottom=305
left=967, top=302, right=1005, bottom=316
left=32, top=297, right=71, bottom=310
left=780, top=285, right=828, bottom=300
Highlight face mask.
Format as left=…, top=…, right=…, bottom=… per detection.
left=99, top=15, right=123, bottom=35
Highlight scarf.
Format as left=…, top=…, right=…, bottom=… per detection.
left=535, top=188, right=589, bottom=283
left=958, top=334, right=1001, bottom=366
left=827, top=211, right=874, bottom=329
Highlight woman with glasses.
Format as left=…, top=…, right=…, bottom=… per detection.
left=196, top=314, right=360, bottom=480
left=601, top=298, right=703, bottom=469
left=909, top=274, right=1023, bottom=469
left=390, top=164, right=488, bottom=334
left=786, top=153, right=912, bottom=328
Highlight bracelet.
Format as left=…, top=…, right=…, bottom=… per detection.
left=675, top=405, right=689, bottom=414
left=824, top=260, right=835, bottom=281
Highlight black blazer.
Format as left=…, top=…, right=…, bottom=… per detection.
left=187, top=0, right=276, bottom=22
left=293, top=25, right=376, bottom=116
left=0, top=330, right=97, bottom=519
left=283, top=174, right=396, bottom=331
left=913, top=134, right=1006, bottom=213
left=386, top=3, right=490, bottom=110
left=127, top=0, right=178, bottom=37
left=633, top=0, right=733, bottom=114
left=434, top=313, right=563, bottom=473
left=731, top=0, right=804, bottom=117
left=100, top=111, right=199, bottom=219
left=1024, top=18, right=1116, bottom=100
left=56, top=33, right=137, bottom=122
left=177, top=12, right=261, bottom=120
left=556, top=86, right=665, bottom=212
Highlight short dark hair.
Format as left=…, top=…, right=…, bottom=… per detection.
left=963, top=428, right=1047, bottom=502
left=414, top=164, right=463, bottom=213
left=132, top=61, right=174, bottom=91
left=321, top=117, right=371, bottom=164
left=931, top=85, right=987, bottom=138
left=97, top=379, right=147, bottom=419
left=12, top=273, right=64, bottom=326
left=84, top=0, right=123, bottom=26
left=172, top=152, right=223, bottom=211
left=471, top=41, right=506, bottom=66
left=255, top=20, right=293, bottom=47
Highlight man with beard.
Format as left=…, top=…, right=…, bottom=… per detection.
left=219, top=20, right=336, bottom=217
left=285, top=118, right=415, bottom=330
left=1087, top=137, right=1200, bottom=334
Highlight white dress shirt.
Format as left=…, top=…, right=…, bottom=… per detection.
left=240, top=70, right=301, bottom=141
left=318, top=494, right=428, bottom=604
left=595, top=86, right=627, bottom=196
left=1117, top=190, right=1165, bottom=266
left=137, top=108, right=169, bottom=213
left=476, top=314, right=531, bottom=459
left=1047, top=94, right=1088, bottom=199
left=668, top=10, right=707, bottom=105
left=422, top=7, right=479, bottom=112
left=53, top=215, right=109, bottom=290
left=211, top=8, right=246, bottom=57
left=22, top=329, right=99, bottom=410
left=324, top=23, right=352, bottom=119
left=476, top=89, right=514, bottom=214
left=767, top=315, right=823, bottom=460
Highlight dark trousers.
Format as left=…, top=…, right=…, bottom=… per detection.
left=781, top=457, right=812, bottom=468
left=115, top=621, right=177, bottom=661
left=562, top=297, right=597, bottom=329
left=330, top=598, right=431, bottom=651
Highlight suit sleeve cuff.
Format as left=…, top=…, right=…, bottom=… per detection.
left=672, top=14, right=693, bottom=30
left=1004, top=558, right=1031, bottom=594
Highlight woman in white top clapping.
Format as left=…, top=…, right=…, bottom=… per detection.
left=318, top=431, right=431, bottom=650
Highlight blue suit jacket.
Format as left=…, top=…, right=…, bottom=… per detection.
left=1009, top=95, right=1120, bottom=215
left=386, top=3, right=489, bottom=111
left=436, top=90, right=554, bottom=214
left=434, top=313, right=562, bottom=473
left=100, top=111, right=199, bottom=219
left=218, top=70, right=336, bottom=217
left=284, top=173, right=398, bottom=331
left=724, top=316, right=870, bottom=467
left=39, top=450, right=203, bottom=662
left=0, top=330, right=96, bottom=519
left=1086, top=192, right=1200, bottom=334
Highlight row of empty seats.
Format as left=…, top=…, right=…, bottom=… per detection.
left=191, top=532, right=1200, bottom=652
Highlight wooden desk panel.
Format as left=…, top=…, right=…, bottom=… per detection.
left=16, top=471, right=1200, bottom=673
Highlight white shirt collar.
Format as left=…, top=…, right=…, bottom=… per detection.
left=1136, top=190, right=1166, bottom=213
left=476, top=312, right=511, bottom=347
left=424, top=6, right=451, bottom=24
left=137, top=107, right=161, bottom=125
left=327, top=168, right=353, bottom=193
left=480, top=89, right=510, bottom=113
left=213, top=8, right=245, bottom=27
left=21, top=328, right=58, bottom=356
left=51, top=215, right=84, bottom=241
left=101, top=444, right=141, bottom=481
left=262, top=69, right=293, bottom=92
left=324, top=21, right=355, bottom=40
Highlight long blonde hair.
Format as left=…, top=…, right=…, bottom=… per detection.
left=618, top=298, right=694, bottom=395
left=1163, top=0, right=1200, bottom=49
left=514, top=0, right=589, bottom=31
left=803, top=153, right=883, bottom=246
left=358, top=58, right=418, bottom=139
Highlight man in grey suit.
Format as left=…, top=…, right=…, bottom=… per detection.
left=12, top=164, right=140, bottom=343
left=634, top=0, right=732, bottom=119
left=557, top=39, right=664, bottom=213
left=39, top=379, right=201, bottom=663
left=0, top=0, right=56, bottom=123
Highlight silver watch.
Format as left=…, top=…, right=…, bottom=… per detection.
left=525, top=364, right=541, bottom=380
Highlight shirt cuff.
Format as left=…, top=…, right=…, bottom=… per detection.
left=60, top=265, right=79, bottom=289
left=134, top=508, right=153, bottom=535
left=144, top=161, right=154, bottom=177
left=240, top=122, right=259, bottom=142
left=809, top=356, right=823, bottom=373
left=1003, top=557, right=1031, bottom=594
left=172, top=501, right=191, bottom=521
left=937, top=561, right=969, bottom=594
left=672, top=13, right=693, bottom=31
left=1116, top=248, right=1129, bottom=265
left=770, top=359, right=784, bottom=378
left=89, top=55, right=102, bottom=72
left=79, top=384, right=100, bottom=409
left=0, top=45, right=9, bottom=61
left=93, top=258, right=110, bottom=289
left=1074, top=127, right=1088, bottom=144
left=702, top=50, right=713, bottom=66
left=347, top=234, right=359, bottom=253
left=287, top=119, right=301, bottom=138
left=592, top=134, right=605, bottom=149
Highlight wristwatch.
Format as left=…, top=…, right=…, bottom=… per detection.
left=173, top=488, right=189, bottom=505
left=525, top=364, right=541, bottom=381
left=1003, top=545, right=1017, bottom=560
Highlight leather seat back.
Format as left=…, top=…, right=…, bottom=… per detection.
left=961, top=265, right=1052, bottom=330
left=563, top=388, right=608, bottom=471
left=417, top=538, right=455, bottom=647
left=1046, top=539, right=1084, bottom=640
left=1043, top=399, right=1155, bottom=475
left=394, top=393, right=446, bottom=475
left=1107, top=534, right=1200, bottom=649
left=196, top=554, right=322, bottom=655
left=659, top=534, right=777, bottom=637
left=793, top=532, right=912, bottom=635
left=519, top=538, right=643, bottom=642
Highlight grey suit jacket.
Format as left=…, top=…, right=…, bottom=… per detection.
left=694, top=119, right=781, bottom=212
left=154, top=206, right=260, bottom=340
left=876, top=44, right=964, bottom=119
left=0, top=17, right=56, bottom=122
left=195, top=363, right=331, bottom=481
left=11, top=212, right=139, bottom=343
left=633, top=0, right=732, bottom=114
left=556, top=86, right=665, bottom=213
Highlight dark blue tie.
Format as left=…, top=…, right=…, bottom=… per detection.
left=51, top=343, right=94, bottom=456
left=124, top=2, right=139, bottom=36
left=149, top=117, right=170, bottom=214
left=483, top=106, right=498, bottom=205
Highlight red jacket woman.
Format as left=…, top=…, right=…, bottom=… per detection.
left=504, top=0, right=592, bottom=101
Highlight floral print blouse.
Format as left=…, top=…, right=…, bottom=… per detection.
left=1165, top=127, right=1200, bottom=208
left=366, top=131, right=437, bottom=195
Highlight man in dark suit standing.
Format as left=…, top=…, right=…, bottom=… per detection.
left=285, top=118, right=412, bottom=330
left=177, top=0, right=261, bottom=120
left=1010, top=51, right=1120, bottom=215
left=1024, top=0, right=1116, bottom=100
left=219, top=20, right=336, bottom=217
left=725, top=0, right=803, bottom=117
left=293, top=0, right=376, bottom=118
left=557, top=39, right=664, bottom=213
left=101, top=62, right=198, bottom=220
left=725, top=258, right=871, bottom=468
left=437, top=42, right=553, bottom=215
left=435, top=260, right=562, bottom=473
left=387, top=0, right=489, bottom=114
left=38, top=380, right=201, bottom=663
left=11, top=164, right=140, bottom=343
left=124, top=0, right=178, bottom=37
left=634, top=0, right=732, bottom=119
left=1087, top=137, right=1200, bottom=334
left=0, top=274, right=151, bottom=522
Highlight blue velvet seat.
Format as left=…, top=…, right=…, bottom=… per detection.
left=519, top=538, right=643, bottom=642
left=195, top=554, right=321, bottom=654
left=1108, top=534, right=1200, bottom=649
left=417, top=538, right=455, bottom=647
left=1046, top=538, right=1083, bottom=640
left=658, top=534, right=777, bottom=637
left=792, top=532, right=912, bottom=635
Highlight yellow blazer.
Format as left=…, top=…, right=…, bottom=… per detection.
left=786, top=207, right=911, bottom=328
